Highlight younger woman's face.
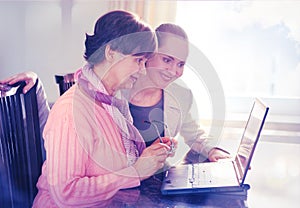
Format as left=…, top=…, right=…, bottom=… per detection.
left=145, top=34, right=189, bottom=89
left=145, top=53, right=186, bottom=89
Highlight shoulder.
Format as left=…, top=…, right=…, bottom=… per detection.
left=163, top=82, right=194, bottom=114
left=166, top=82, right=192, bottom=95
left=44, top=85, right=114, bottom=143
left=165, top=82, right=193, bottom=101
left=47, top=85, right=94, bottom=125
left=51, top=84, right=108, bottom=121
left=50, top=85, right=76, bottom=113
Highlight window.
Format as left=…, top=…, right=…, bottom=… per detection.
left=175, top=1, right=300, bottom=143
left=176, top=1, right=300, bottom=98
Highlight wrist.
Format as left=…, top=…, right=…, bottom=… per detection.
left=132, top=164, right=142, bottom=181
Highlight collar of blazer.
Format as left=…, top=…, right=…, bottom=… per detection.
left=163, top=89, right=182, bottom=137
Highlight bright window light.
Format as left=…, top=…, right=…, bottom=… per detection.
left=176, top=1, right=300, bottom=99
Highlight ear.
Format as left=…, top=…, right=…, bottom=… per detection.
left=104, top=45, right=115, bottom=62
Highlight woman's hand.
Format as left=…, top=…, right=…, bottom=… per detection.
left=208, top=148, right=231, bottom=162
left=153, top=137, right=178, bottom=157
left=133, top=143, right=170, bottom=181
left=0, top=71, right=37, bottom=94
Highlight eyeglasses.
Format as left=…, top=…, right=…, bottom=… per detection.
left=144, top=120, right=175, bottom=153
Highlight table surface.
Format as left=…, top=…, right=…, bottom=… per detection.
left=98, top=140, right=300, bottom=208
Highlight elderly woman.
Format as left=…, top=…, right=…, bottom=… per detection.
left=31, top=10, right=171, bottom=207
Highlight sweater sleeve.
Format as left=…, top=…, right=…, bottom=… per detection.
left=43, top=93, right=140, bottom=208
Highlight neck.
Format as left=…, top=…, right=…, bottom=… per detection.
left=93, top=62, right=116, bottom=96
left=130, top=87, right=162, bottom=107
left=101, top=78, right=116, bottom=96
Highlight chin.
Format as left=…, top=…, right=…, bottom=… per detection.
left=120, top=82, right=134, bottom=90
left=155, top=80, right=171, bottom=89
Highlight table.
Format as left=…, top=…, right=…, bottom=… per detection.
left=96, top=173, right=249, bottom=208
left=97, top=141, right=300, bottom=207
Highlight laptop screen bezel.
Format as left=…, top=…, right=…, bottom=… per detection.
left=234, top=98, right=269, bottom=185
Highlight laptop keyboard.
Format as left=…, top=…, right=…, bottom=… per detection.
left=187, top=162, right=238, bottom=187
left=188, top=163, right=213, bottom=187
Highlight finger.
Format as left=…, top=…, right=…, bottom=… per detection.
left=152, top=138, right=161, bottom=144
left=0, top=76, right=16, bottom=84
left=156, top=147, right=169, bottom=156
left=161, top=137, right=176, bottom=146
left=156, top=154, right=168, bottom=163
left=153, top=148, right=170, bottom=160
left=150, top=142, right=170, bottom=151
left=168, top=153, right=175, bottom=158
left=141, top=145, right=168, bottom=158
left=10, top=76, right=32, bottom=85
left=210, top=156, right=218, bottom=162
left=163, top=141, right=172, bottom=146
left=160, top=137, right=170, bottom=143
left=23, top=83, right=35, bottom=93
left=214, top=155, right=231, bottom=162
left=3, top=77, right=24, bottom=85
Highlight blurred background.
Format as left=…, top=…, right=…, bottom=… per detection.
left=0, top=1, right=299, bottom=207
left=1, top=1, right=299, bottom=101
left=0, top=0, right=299, bottom=138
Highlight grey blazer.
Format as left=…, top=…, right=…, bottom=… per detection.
left=164, top=82, right=214, bottom=156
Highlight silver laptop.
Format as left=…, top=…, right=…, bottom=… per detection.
left=161, top=98, right=269, bottom=195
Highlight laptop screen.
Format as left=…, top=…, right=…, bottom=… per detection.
left=235, top=98, right=269, bottom=184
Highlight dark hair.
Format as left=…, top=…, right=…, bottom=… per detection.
left=155, top=23, right=188, bottom=47
left=84, top=10, right=156, bottom=65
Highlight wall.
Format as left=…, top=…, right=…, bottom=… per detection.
left=0, top=1, right=113, bottom=102
left=0, top=0, right=177, bottom=102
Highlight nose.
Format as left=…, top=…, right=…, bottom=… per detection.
left=169, top=64, right=183, bottom=77
left=175, top=67, right=183, bottom=77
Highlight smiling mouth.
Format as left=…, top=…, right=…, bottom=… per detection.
left=160, top=73, right=174, bottom=81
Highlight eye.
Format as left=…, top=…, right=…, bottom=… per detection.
left=162, top=57, right=172, bottom=64
left=136, top=58, right=144, bottom=63
left=178, top=62, right=185, bottom=68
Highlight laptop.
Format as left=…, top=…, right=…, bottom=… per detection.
left=161, top=98, right=269, bottom=195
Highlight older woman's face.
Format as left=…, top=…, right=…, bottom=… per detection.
left=108, top=54, right=148, bottom=93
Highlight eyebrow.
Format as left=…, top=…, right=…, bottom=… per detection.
left=159, top=53, right=186, bottom=65
left=160, top=53, right=175, bottom=61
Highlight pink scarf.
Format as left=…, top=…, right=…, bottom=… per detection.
left=76, top=65, right=146, bottom=166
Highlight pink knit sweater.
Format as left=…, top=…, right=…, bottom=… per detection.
left=33, top=85, right=140, bottom=208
